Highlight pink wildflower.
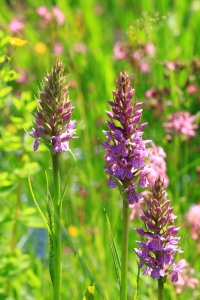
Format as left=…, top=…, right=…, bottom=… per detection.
left=145, top=89, right=156, bottom=98
left=186, top=84, right=198, bottom=94
left=186, top=204, right=200, bottom=240
left=132, top=51, right=141, bottom=61
left=163, top=111, right=198, bottom=139
left=113, top=42, right=126, bottom=60
left=171, top=259, right=199, bottom=294
left=73, top=43, right=87, bottom=54
left=130, top=200, right=145, bottom=220
left=36, top=5, right=65, bottom=26
left=15, top=68, right=28, bottom=84
left=165, top=61, right=176, bottom=71
left=147, top=142, right=169, bottom=188
left=139, top=60, right=150, bottom=73
left=145, top=44, right=156, bottom=57
left=9, top=19, right=24, bottom=34
left=52, top=6, right=65, bottom=25
left=54, top=42, right=64, bottom=56
left=36, top=6, right=51, bottom=21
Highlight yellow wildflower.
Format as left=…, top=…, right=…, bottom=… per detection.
left=34, top=43, right=47, bottom=55
left=68, top=225, right=78, bottom=237
left=9, top=37, right=27, bottom=47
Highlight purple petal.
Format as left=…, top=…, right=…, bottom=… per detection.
left=108, top=177, right=117, bottom=188
left=33, top=140, right=39, bottom=151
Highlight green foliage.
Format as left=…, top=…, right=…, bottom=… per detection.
left=104, top=209, right=121, bottom=286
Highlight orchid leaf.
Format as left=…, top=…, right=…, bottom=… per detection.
left=27, top=173, right=51, bottom=234
left=60, top=149, right=76, bottom=206
left=110, top=174, right=125, bottom=197
left=133, top=262, right=140, bottom=300
left=104, top=208, right=121, bottom=286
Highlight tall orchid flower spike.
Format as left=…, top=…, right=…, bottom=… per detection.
left=29, top=61, right=77, bottom=300
left=103, top=71, right=151, bottom=300
left=103, top=70, right=151, bottom=203
left=134, top=176, right=183, bottom=300
left=30, top=60, right=77, bottom=153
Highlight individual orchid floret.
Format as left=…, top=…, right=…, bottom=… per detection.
left=171, top=259, right=199, bottom=294
left=30, top=60, right=77, bottom=153
left=134, top=176, right=183, bottom=282
left=103, top=71, right=151, bottom=204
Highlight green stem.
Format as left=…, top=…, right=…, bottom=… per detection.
left=52, top=153, right=61, bottom=300
left=120, top=198, right=130, bottom=300
left=173, top=135, right=180, bottom=204
left=158, top=278, right=164, bottom=300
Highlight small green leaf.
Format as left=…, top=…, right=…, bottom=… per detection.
left=133, top=262, right=140, bottom=300
left=110, top=175, right=125, bottom=197
left=12, top=96, right=23, bottom=111
left=0, top=86, right=12, bottom=98
left=4, top=70, right=20, bottom=82
left=60, top=149, right=76, bottom=206
left=26, top=269, right=41, bottom=288
left=83, top=282, right=95, bottom=300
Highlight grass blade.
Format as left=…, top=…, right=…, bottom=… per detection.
left=133, top=262, right=140, bottom=300
left=60, top=149, right=76, bottom=206
left=104, top=208, right=121, bottom=286
left=27, top=172, right=51, bottom=234
left=56, top=216, right=107, bottom=300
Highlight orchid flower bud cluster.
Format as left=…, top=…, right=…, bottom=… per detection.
left=103, top=71, right=151, bottom=204
left=134, top=176, right=183, bottom=282
left=30, top=60, right=77, bottom=153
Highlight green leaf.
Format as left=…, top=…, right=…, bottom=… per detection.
left=83, top=282, right=95, bottom=300
left=26, top=269, right=41, bottom=288
left=104, top=208, right=121, bottom=286
left=110, top=175, right=125, bottom=197
left=25, top=100, right=37, bottom=112
left=0, top=86, right=12, bottom=98
left=3, top=70, right=20, bottom=82
left=13, top=162, right=41, bottom=178
left=27, top=173, right=51, bottom=234
left=58, top=220, right=107, bottom=300
left=12, top=96, right=23, bottom=111
left=133, top=262, right=140, bottom=300
left=19, top=208, right=46, bottom=228
left=60, top=149, right=76, bottom=206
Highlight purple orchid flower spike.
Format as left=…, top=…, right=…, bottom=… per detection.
left=134, top=176, right=183, bottom=284
left=103, top=70, right=151, bottom=204
left=30, top=60, right=77, bottom=153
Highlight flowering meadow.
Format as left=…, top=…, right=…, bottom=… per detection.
left=0, top=0, right=200, bottom=299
